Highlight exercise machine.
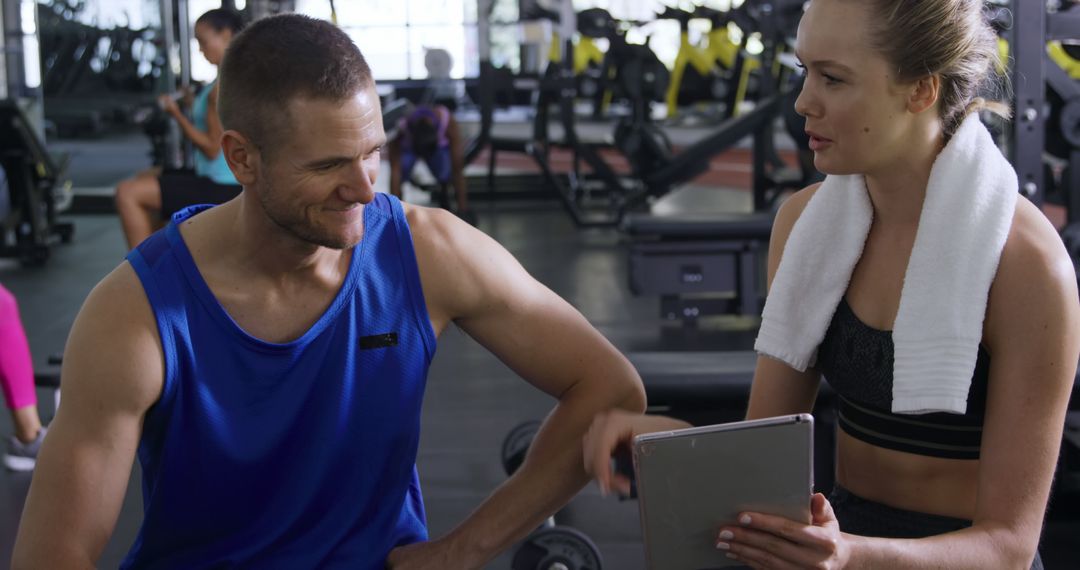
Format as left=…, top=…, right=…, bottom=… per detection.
left=0, top=99, right=74, bottom=266
left=624, top=0, right=813, bottom=323
left=659, top=4, right=758, bottom=122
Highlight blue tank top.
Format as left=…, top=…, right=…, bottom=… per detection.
left=192, top=80, right=239, bottom=185
left=121, top=193, right=436, bottom=569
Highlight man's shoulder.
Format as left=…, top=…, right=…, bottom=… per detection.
left=402, top=201, right=460, bottom=244
left=64, top=260, right=164, bottom=412
left=85, top=261, right=160, bottom=343
left=96, top=261, right=152, bottom=308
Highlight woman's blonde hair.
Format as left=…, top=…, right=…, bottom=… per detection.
left=861, top=0, right=1011, bottom=136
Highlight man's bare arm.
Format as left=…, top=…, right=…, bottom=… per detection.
left=401, top=206, right=646, bottom=568
left=13, top=263, right=163, bottom=568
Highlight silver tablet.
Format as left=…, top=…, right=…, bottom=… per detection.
left=632, top=413, right=815, bottom=570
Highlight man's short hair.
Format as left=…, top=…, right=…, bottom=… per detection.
left=218, top=14, right=373, bottom=155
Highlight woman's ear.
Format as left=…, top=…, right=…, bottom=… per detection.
left=221, top=130, right=257, bottom=186
left=907, top=74, right=941, bottom=115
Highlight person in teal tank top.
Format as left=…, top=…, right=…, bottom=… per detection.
left=14, top=14, right=647, bottom=569
left=114, top=9, right=244, bottom=250
left=190, top=79, right=235, bottom=185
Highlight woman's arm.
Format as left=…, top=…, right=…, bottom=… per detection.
left=162, top=83, right=225, bottom=161
left=745, top=184, right=824, bottom=420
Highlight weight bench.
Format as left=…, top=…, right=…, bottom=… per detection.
left=626, top=211, right=775, bottom=322
left=628, top=350, right=760, bottom=409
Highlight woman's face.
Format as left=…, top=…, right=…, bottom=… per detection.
left=793, top=0, right=920, bottom=176
left=195, top=22, right=233, bottom=67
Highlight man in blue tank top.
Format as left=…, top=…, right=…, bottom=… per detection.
left=14, top=14, right=645, bottom=570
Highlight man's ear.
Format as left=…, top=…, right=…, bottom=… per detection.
left=907, top=73, right=941, bottom=115
left=221, top=130, right=258, bottom=186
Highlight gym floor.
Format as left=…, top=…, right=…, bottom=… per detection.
left=1, top=132, right=1078, bottom=568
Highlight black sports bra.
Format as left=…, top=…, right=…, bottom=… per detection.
left=816, top=298, right=990, bottom=460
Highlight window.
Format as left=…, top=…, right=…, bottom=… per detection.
left=296, top=0, right=477, bottom=81
left=22, top=0, right=40, bottom=89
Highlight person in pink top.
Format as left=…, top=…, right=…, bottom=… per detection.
left=0, top=283, right=45, bottom=471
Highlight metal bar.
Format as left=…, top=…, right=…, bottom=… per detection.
left=738, top=246, right=760, bottom=316
left=645, top=94, right=781, bottom=193
left=1071, top=150, right=1080, bottom=225
left=753, top=123, right=770, bottom=211
left=527, top=141, right=619, bottom=228
left=160, top=0, right=175, bottom=90
left=159, top=0, right=181, bottom=169
left=1046, top=57, right=1080, bottom=99
left=1046, top=10, right=1080, bottom=41
left=558, top=0, right=574, bottom=44
left=178, top=0, right=191, bottom=88
left=477, top=0, right=490, bottom=61
left=177, top=0, right=193, bottom=168
left=1, top=0, right=16, bottom=99
left=463, top=0, right=492, bottom=166
left=1010, top=0, right=1045, bottom=205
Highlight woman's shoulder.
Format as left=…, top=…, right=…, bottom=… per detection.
left=998, top=199, right=1075, bottom=286
left=771, top=182, right=823, bottom=241
left=987, top=198, right=1078, bottom=337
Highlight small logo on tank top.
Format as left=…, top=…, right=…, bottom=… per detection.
left=359, top=332, right=398, bottom=349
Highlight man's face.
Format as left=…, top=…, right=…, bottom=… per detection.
left=253, top=86, right=385, bottom=250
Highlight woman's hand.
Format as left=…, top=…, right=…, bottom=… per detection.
left=717, top=493, right=853, bottom=570
left=582, top=410, right=691, bottom=496
left=157, top=94, right=181, bottom=118
left=179, top=86, right=195, bottom=109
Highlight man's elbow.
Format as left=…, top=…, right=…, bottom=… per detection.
left=608, top=356, right=647, bottom=414
left=621, top=373, right=647, bottom=414
left=567, top=349, right=646, bottom=413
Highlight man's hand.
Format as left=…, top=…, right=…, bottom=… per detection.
left=582, top=411, right=691, bottom=497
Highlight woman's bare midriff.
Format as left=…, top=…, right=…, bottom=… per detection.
left=835, top=430, right=980, bottom=520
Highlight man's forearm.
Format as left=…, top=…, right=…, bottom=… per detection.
left=12, top=548, right=97, bottom=570
left=440, top=376, right=645, bottom=568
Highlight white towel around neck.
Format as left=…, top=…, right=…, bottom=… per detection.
left=754, top=114, right=1017, bottom=414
